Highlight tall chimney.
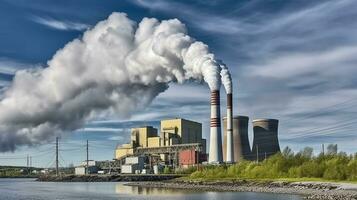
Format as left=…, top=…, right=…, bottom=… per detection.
left=209, top=90, right=223, bottom=164
left=226, top=93, right=234, bottom=163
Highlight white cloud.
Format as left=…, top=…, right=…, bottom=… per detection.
left=31, top=16, right=90, bottom=31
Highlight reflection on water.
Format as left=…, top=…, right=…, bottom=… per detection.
left=0, top=178, right=303, bottom=200
left=115, top=183, right=193, bottom=195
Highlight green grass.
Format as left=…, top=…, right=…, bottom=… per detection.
left=184, top=150, right=357, bottom=183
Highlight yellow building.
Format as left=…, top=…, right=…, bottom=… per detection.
left=115, top=144, right=134, bottom=159
left=160, top=118, right=204, bottom=151
left=131, top=126, right=158, bottom=148
left=115, top=119, right=206, bottom=160
left=148, top=137, right=161, bottom=147
left=115, top=126, right=157, bottom=159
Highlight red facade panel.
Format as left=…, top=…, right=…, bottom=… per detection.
left=179, top=150, right=207, bottom=165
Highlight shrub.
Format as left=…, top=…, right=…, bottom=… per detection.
left=188, top=147, right=356, bottom=181
left=163, top=166, right=171, bottom=174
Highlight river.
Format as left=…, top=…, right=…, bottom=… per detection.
left=0, top=178, right=302, bottom=200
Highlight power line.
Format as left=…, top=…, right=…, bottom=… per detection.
left=283, top=98, right=357, bottom=124
left=285, top=118, right=357, bottom=140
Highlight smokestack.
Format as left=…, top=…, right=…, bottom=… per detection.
left=225, top=93, right=234, bottom=163
left=209, top=90, right=223, bottom=164
left=217, top=61, right=232, bottom=163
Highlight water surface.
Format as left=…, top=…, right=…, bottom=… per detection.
left=0, top=178, right=302, bottom=200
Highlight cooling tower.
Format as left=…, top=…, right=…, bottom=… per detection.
left=251, top=119, right=280, bottom=161
left=226, top=93, right=234, bottom=163
left=223, top=116, right=251, bottom=162
left=209, top=90, right=223, bottom=164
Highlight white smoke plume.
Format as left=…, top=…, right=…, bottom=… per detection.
left=219, top=61, right=232, bottom=94
left=0, top=12, right=226, bottom=152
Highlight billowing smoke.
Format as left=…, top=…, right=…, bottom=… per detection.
left=219, top=62, right=232, bottom=94
left=0, top=12, right=227, bottom=152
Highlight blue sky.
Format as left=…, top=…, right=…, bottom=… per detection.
left=0, top=0, right=357, bottom=167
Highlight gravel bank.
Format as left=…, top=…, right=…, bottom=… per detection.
left=126, top=180, right=357, bottom=200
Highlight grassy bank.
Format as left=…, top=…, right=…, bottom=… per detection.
left=187, top=150, right=357, bottom=183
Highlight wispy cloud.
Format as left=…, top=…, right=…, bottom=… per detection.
left=131, top=0, right=244, bottom=34
left=108, top=135, right=125, bottom=141
left=249, top=46, right=357, bottom=79
left=75, top=127, right=124, bottom=132
left=31, top=16, right=90, bottom=31
left=0, top=58, right=38, bottom=75
left=0, top=58, right=41, bottom=90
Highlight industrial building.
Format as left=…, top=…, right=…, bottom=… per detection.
left=115, top=126, right=158, bottom=158
left=121, top=156, right=145, bottom=174
left=74, top=160, right=99, bottom=175
left=179, top=149, right=207, bottom=168
left=132, top=126, right=158, bottom=148
left=160, top=118, right=206, bottom=152
left=115, top=118, right=207, bottom=172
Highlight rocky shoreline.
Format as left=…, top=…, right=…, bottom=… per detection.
left=126, top=180, right=357, bottom=200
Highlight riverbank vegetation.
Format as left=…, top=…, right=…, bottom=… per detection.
left=190, top=146, right=357, bottom=182
left=0, top=166, right=40, bottom=178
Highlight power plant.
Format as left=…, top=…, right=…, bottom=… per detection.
left=112, top=83, right=281, bottom=174
left=107, top=79, right=280, bottom=174
left=72, top=87, right=281, bottom=175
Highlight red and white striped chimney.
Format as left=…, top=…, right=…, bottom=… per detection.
left=209, top=90, right=223, bottom=163
left=226, top=92, right=234, bottom=163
